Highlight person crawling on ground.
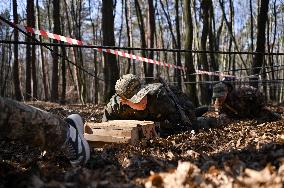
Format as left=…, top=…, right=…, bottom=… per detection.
left=102, top=74, right=214, bottom=136
left=211, top=78, right=282, bottom=125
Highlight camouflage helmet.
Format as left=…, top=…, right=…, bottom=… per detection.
left=212, top=82, right=228, bottom=98
left=115, top=74, right=162, bottom=103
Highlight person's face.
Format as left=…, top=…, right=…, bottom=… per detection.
left=214, top=92, right=228, bottom=109
left=120, top=95, right=148, bottom=110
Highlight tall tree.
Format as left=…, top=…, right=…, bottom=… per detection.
left=70, top=0, right=87, bottom=103
left=134, top=0, right=147, bottom=78
left=36, top=0, right=49, bottom=100
left=13, top=0, right=22, bottom=101
left=183, top=0, right=199, bottom=106
left=125, top=0, right=134, bottom=74
left=60, top=23, right=67, bottom=104
left=51, top=0, right=61, bottom=102
left=102, top=0, right=119, bottom=101
left=250, top=0, right=269, bottom=88
left=175, top=0, right=182, bottom=89
left=200, top=0, right=211, bottom=104
left=30, top=0, right=37, bottom=99
left=146, top=0, right=155, bottom=82
left=25, top=0, right=34, bottom=100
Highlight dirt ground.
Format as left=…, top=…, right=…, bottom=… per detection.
left=1, top=101, right=284, bottom=188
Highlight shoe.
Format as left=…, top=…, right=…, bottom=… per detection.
left=63, top=114, right=90, bottom=166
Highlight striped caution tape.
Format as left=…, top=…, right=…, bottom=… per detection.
left=16, top=24, right=236, bottom=78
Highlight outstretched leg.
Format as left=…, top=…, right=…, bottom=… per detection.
left=0, top=97, right=90, bottom=166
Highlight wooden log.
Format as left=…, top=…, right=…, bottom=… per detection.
left=84, top=120, right=158, bottom=147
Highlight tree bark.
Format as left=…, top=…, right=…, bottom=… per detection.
left=147, top=0, right=155, bottom=82
left=200, top=0, right=210, bottom=104
left=175, top=0, right=182, bottom=89
left=12, top=0, right=23, bottom=101
left=36, top=0, right=49, bottom=100
left=30, top=0, right=37, bottom=99
left=250, top=0, right=269, bottom=88
left=125, top=0, right=133, bottom=74
left=183, top=0, right=199, bottom=106
left=25, top=0, right=33, bottom=100
left=102, top=0, right=119, bottom=101
left=134, top=0, right=147, bottom=78
left=51, top=0, right=61, bottom=102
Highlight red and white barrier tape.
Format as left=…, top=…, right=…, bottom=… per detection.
left=16, top=24, right=236, bottom=78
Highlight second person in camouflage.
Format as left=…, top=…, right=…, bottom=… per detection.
left=212, top=80, right=281, bottom=125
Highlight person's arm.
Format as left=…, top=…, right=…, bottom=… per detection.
left=102, top=94, right=121, bottom=122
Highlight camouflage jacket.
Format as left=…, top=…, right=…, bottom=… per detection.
left=219, top=85, right=265, bottom=118
left=102, top=85, right=196, bottom=126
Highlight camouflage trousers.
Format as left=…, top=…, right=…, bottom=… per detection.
left=0, top=97, right=69, bottom=153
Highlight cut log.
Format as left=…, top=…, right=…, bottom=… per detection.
left=84, top=120, right=158, bottom=147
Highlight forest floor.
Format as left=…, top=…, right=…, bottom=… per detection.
left=1, top=101, right=284, bottom=188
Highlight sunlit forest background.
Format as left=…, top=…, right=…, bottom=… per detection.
left=0, top=0, right=283, bottom=105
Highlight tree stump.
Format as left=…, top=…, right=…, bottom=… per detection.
left=84, top=120, right=158, bottom=147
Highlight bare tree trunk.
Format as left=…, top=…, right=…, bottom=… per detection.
left=157, top=11, right=166, bottom=77
left=25, top=0, right=33, bottom=100
left=147, top=0, right=155, bottom=82
left=159, top=0, right=178, bottom=77
left=63, top=0, right=81, bottom=102
left=102, top=0, right=119, bottom=101
left=88, top=0, right=99, bottom=104
left=51, top=0, right=61, bottom=102
left=208, top=0, right=218, bottom=77
left=134, top=0, right=147, bottom=79
left=70, top=0, right=87, bottom=103
left=175, top=0, right=182, bottom=89
left=183, top=0, right=199, bottom=106
left=36, top=0, right=49, bottom=100
left=125, top=0, right=132, bottom=74
left=61, top=23, right=67, bottom=104
left=228, top=0, right=235, bottom=75
left=249, top=0, right=254, bottom=53
left=250, top=0, right=269, bottom=88
left=30, top=0, right=37, bottom=100
left=200, top=0, right=210, bottom=104
left=13, top=0, right=23, bottom=101
left=268, top=0, right=277, bottom=101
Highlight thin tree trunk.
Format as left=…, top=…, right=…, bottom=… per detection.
left=269, top=0, right=277, bottom=101
left=88, top=0, right=99, bottom=104
left=175, top=0, right=182, bottom=89
left=25, top=0, right=33, bottom=100
left=63, top=0, right=81, bottom=102
left=134, top=0, right=147, bottom=79
left=30, top=0, right=37, bottom=99
left=125, top=0, right=132, bottom=74
left=61, top=21, right=67, bottom=104
left=36, top=0, right=49, bottom=100
left=184, top=0, right=199, bottom=106
left=250, top=0, right=254, bottom=53
left=208, top=0, right=218, bottom=77
left=51, top=0, right=60, bottom=102
left=200, top=0, right=210, bottom=104
left=147, top=0, right=155, bottom=82
left=13, top=0, right=23, bottom=101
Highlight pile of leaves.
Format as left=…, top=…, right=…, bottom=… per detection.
left=0, top=101, right=284, bottom=188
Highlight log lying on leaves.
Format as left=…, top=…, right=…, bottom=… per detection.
left=84, top=120, right=158, bottom=147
